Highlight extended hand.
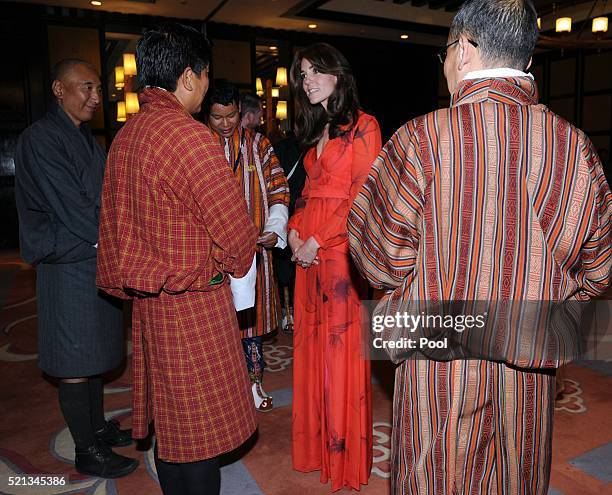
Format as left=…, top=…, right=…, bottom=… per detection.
left=257, top=231, right=278, bottom=249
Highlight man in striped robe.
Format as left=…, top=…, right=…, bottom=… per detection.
left=205, top=79, right=290, bottom=412
left=348, top=1, right=611, bottom=493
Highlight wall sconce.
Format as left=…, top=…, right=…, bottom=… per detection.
left=125, top=92, right=140, bottom=114
left=275, top=67, right=287, bottom=87
left=537, top=17, right=541, bottom=30
left=256, top=77, right=264, bottom=97
left=555, top=17, right=572, bottom=33
left=117, top=101, right=126, bottom=122
left=115, top=66, right=125, bottom=89
left=123, top=53, right=137, bottom=76
left=592, top=17, right=608, bottom=34
left=276, top=100, right=287, bottom=120
left=271, top=87, right=280, bottom=98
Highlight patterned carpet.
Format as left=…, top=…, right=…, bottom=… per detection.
left=0, top=251, right=610, bottom=494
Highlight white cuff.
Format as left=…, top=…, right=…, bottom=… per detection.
left=229, top=254, right=257, bottom=311
left=264, top=204, right=289, bottom=249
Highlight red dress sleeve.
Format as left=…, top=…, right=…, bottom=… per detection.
left=314, top=114, right=382, bottom=249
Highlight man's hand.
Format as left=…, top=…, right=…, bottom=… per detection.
left=257, top=231, right=278, bottom=249
left=293, top=236, right=320, bottom=268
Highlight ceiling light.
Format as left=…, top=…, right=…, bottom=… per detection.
left=123, top=53, right=137, bottom=76
left=269, top=46, right=278, bottom=51
left=276, top=101, right=287, bottom=120
left=255, top=77, right=264, bottom=97
left=125, top=92, right=140, bottom=114
left=592, top=17, right=608, bottom=34
left=308, top=24, right=317, bottom=29
left=555, top=17, right=572, bottom=33
left=400, top=34, right=409, bottom=40
left=91, top=1, right=102, bottom=5
left=275, top=67, right=287, bottom=87
left=115, top=66, right=124, bottom=89
left=117, top=101, right=126, bottom=122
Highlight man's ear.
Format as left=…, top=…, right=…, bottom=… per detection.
left=181, top=67, right=194, bottom=92
left=457, top=36, right=475, bottom=71
left=52, top=80, right=63, bottom=100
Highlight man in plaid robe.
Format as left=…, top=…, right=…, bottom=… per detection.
left=349, top=1, right=611, bottom=494
left=205, top=79, right=290, bottom=412
left=96, top=25, right=258, bottom=493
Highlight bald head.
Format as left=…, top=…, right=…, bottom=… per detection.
left=51, top=59, right=102, bottom=127
left=51, top=59, right=97, bottom=84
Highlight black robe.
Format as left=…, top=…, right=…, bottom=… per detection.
left=14, top=103, right=123, bottom=377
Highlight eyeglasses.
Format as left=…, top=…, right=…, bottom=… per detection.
left=437, top=38, right=479, bottom=64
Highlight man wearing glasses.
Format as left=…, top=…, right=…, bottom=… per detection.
left=15, top=59, right=138, bottom=478
left=349, top=0, right=611, bottom=493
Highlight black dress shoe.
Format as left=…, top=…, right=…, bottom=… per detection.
left=94, top=419, right=133, bottom=447
left=75, top=442, right=139, bottom=479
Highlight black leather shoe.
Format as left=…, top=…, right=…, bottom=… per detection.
left=75, top=442, right=139, bottom=479
left=94, top=419, right=133, bottom=447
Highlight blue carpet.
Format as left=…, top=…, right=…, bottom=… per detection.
left=221, top=460, right=264, bottom=495
left=270, top=387, right=292, bottom=408
left=568, top=442, right=612, bottom=483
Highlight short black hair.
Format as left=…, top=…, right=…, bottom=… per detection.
left=240, top=92, right=262, bottom=114
left=136, top=23, right=211, bottom=92
left=202, top=78, right=240, bottom=118
left=206, top=79, right=240, bottom=107
left=50, top=59, right=97, bottom=82
left=449, top=0, right=538, bottom=70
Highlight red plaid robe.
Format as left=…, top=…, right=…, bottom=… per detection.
left=96, top=87, right=258, bottom=462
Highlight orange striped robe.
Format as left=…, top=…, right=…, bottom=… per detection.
left=348, top=77, right=611, bottom=494
left=217, top=127, right=290, bottom=338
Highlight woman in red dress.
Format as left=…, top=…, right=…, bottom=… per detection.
left=288, top=43, right=382, bottom=491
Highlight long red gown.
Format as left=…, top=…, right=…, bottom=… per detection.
left=289, top=112, right=382, bottom=491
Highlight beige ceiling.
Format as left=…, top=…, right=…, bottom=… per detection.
left=8, top=0, right=611, bottom=46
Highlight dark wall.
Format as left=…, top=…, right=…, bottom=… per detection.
left=329, top=39, right=438, bottom=141
left=0, top=4, right=48, bottom=249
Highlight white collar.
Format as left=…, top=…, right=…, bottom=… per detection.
left=463, top=68, right=533, bottom=80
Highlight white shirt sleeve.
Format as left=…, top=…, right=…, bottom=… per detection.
left=229, top=254, right=257, bottom=311
left=263, top=203, right=289, bottom=249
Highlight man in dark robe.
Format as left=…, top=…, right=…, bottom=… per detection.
left=14, top=59, right=138, bottom=478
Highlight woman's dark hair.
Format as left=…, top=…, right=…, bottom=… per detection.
left=136, top=23, right=211, bottom=92
left=289, top=43, right=359, bottom=149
